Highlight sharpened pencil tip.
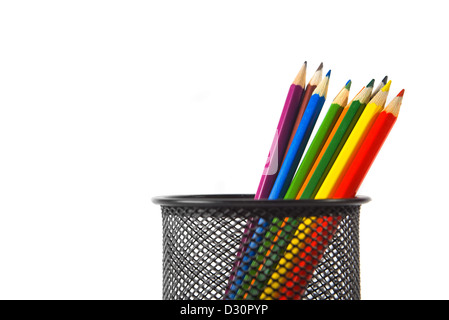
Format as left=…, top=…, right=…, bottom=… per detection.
left=367, top=79, right=375, bottom=88
left=317, top=62, right=323, bottom=71
left=382, top=80, right=392, bottom=92
left=293, top=62, right=307, bottom=86
left=382, top=75, right=388, bottom=84
left=345, top=80, right=352, bottom=90
left=385, top=90, right=404, bottom=116
left=326, top=70, right=331, bottom=77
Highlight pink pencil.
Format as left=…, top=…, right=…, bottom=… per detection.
left=224, top=62, right=307, bottom=297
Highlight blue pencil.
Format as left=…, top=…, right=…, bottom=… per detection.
left=227, top=71, right=331, bottom=299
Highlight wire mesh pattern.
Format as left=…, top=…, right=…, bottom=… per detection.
left=155, top=194, right=369, bottom=300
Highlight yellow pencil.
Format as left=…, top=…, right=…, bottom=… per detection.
left=315, top=80, right=392, bottom=199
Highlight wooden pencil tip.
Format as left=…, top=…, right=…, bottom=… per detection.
left=382, top=80, right=392, bottom=92
left=308, top=62, right=323, bottom=86
left=382, top=75, right=388, bottom=83
left=293, top=62, right=307, bottom=86
left=385, top=90, right=404, bottom=116
left=367, top=79, right=375, bottom=88
left=345, top=80, right=352, bottom=90
left=325, top=70, right=331, bottom=77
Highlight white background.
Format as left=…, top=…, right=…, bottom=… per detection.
left=0, top=0, right=447, bottom=300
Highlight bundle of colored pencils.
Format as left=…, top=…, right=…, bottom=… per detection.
left=225, top=61, right=404, bottom=300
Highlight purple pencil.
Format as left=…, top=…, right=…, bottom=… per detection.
left=225, top=62, right=307, bottom=297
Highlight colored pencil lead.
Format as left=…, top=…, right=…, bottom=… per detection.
left=345, top=80, right=352, bottom=90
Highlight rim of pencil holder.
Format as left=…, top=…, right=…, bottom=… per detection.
left=152, top=194, right=371, bottom=208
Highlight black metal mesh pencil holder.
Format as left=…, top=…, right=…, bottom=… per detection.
left=152, top=194, right=370, bottom=300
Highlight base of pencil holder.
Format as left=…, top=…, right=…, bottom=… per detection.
left=152, top=194, right=370, bottom=300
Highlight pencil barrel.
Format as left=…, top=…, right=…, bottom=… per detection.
left=153, top=194, right=369, bottom=300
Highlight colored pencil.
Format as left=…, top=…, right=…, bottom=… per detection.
left=224, top=59, right=401, bottom=300
left=298, top=80, right=374, bottom=199
left=282, top=63, right=324, bottom=164
left=333, top=89, right=404, bottom=198
left=269, top=70, right=331, bottom=199
left=238, top=80, right=352, bottom=299
left=224, top=62, right=307, bottom=298
left=315, top=80, right=391, bottom=199
left=263, top=81, right=393, bottom=299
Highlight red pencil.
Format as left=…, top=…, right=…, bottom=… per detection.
left=332, top=89, right=404, bottom=198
